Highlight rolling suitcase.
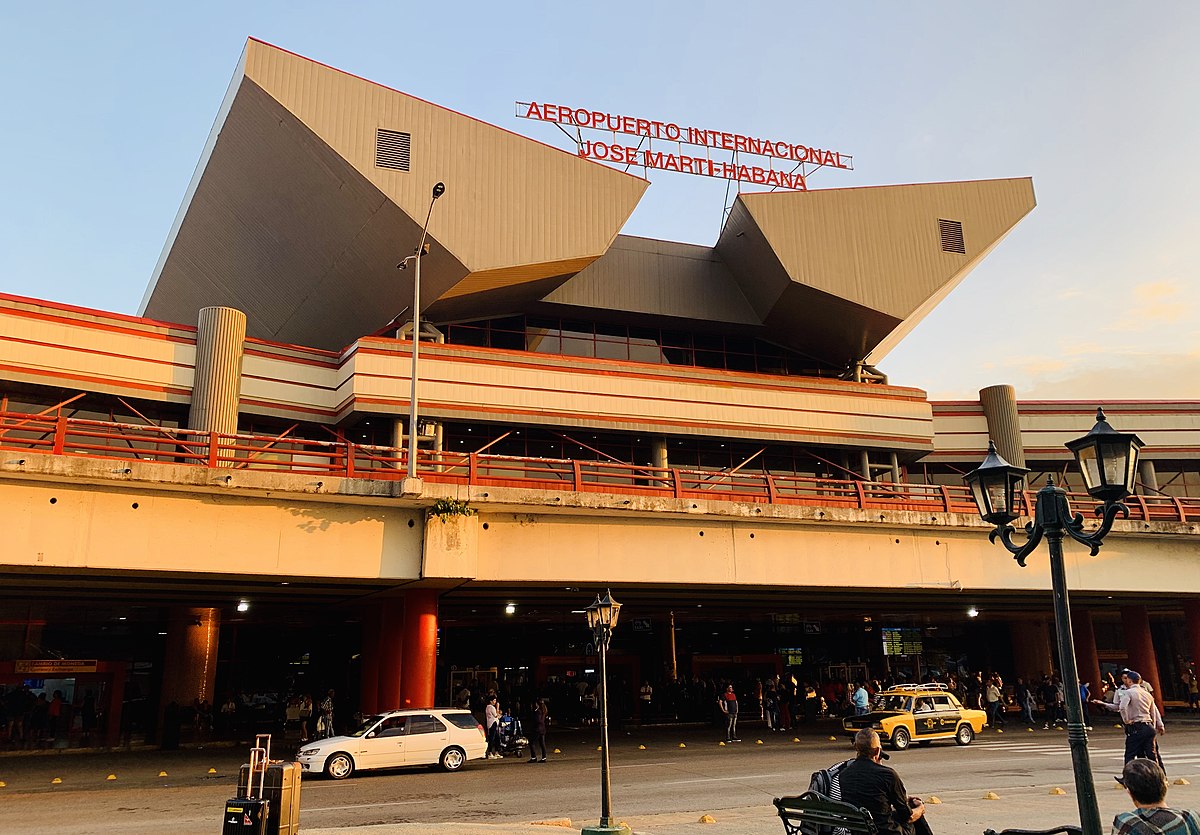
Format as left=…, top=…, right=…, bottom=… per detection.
left=237, top=734, right=303, bottom=835
left=222, top=741, right=269, bottom=835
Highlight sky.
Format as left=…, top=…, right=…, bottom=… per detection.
left=1, top=2, right=1197, bottom=401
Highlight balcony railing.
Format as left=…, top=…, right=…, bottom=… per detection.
left=1, top=411, right=1196, bottom=523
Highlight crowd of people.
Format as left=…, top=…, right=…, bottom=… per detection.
left=0, top=684, right=97, bottom=749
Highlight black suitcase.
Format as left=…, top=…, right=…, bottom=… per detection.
left=221, top=797, right=269, bottom=835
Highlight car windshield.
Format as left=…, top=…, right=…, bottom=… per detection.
left=347, top=714, right=386, bottom=738
left=874, top=694, right=913, bottom=712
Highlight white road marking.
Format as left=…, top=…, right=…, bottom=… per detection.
left=305, top=799, right=429, bottom=812
left=659, top=773, right=787, bottom=785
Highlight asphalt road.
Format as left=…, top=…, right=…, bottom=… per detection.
left=2, top=720, right=1199, bottom=834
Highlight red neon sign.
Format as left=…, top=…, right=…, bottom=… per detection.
left=516, top=101, right=853, bottom=191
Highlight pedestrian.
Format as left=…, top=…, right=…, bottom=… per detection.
left=318, top=689, right=335, bottom=738
left=485, top=695, right=502, bottom=759
left=1186, top=668, right=1200, bottom=714
left=985, top=675, right=1004, bottom=727
left=852, top=681, right=870, bottom=716
left=1091, top=669, right=1166, bottom=775
left=1112, top=758, right=1200, bottom=834
left=527, top=698, right=549, bottom=763
left=838, top=728, right=934, bottom=834
left=718, top=684, right=740, bottom=742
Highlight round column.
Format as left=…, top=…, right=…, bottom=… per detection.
left=399, top=590, right=439, bottom=709
left=979, top=384, right=1026, bottom=468
left=1139, top=460, right=1159, bottom=494
left=161, top=606, right=220, bottom=709
left=1121, top=605, right=1165, bottom=711
left=189, top=307, right=247, bottom=436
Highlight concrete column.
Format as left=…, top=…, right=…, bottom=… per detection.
left=1139, top=460, right=1159, bottom=494
left=378, top=600, right=405, bottom=711
left=189, top=307, right=246, bottom=437
left=979, top=384, right=1026, bottom=467
left=161, top=607, right=220, bottom=709
left=360, top=604, right=382, bottom=716
left=1071, top=609, right=1102, bottom=699
left=1121, top=605, right=1165, bottom=711
left=1011, top=618, right=1055, bottom=681
left=399, top=590, right=439, bottom=709
left=651, top=438, right=669, bottom=471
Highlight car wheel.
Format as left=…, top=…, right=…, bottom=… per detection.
left=439, top=746, right=466, bottom=772
left=325, top=752, right=355, bottom=780
left=956, top=723, right=975, bottom=746
left=891, top=727, right=911, bottom=751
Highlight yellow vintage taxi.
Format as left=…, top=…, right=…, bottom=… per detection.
left=842, top=683, right=988, bottom=750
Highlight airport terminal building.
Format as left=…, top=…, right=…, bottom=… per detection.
left=0, top=39, right=1197, bottom=745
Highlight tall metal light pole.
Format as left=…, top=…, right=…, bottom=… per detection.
left=398, top=181, right=445, bottom=496
left=965, top=408, right=1144, bottom=835
left=583, top=591, right=629, bottom=835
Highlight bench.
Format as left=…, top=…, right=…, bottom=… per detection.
left=983, top=828, right=1083, bottom=835
left=774, top=791, right=877, bottom=834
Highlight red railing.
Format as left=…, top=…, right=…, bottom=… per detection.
left=1, top=411, right=1197, bottom=523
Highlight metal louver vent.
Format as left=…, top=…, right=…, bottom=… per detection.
left=938, top=219, right=965, bottom=254
left=375, top=129, right=411, bottom=171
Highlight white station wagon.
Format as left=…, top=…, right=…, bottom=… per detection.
left=298, top=708, right=487, bottom=779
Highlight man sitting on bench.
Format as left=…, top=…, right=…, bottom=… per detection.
left=839, top=728, right=933, bottom=835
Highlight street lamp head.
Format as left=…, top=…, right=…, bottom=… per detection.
left=432, top=182, right=446, bottom=200
left=1064, top=407, right=1144, bottom=503
left=584, top=589, right=622, bottom=633
left=964, top=440, right=1030, bottom=525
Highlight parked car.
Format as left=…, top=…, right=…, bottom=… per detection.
left=842, top=683, right=987, bottom=750
left=297, top=708, right=486, bottom=779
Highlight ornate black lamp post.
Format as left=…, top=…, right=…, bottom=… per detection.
left=583, top=590, right=629, bottom=835
left=965, top=408, right=1144, bottom=835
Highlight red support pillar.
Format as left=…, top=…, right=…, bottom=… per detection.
left=1185, top=600, right=1200, bottom=671
left=377, top=600, right=405, bottom=712
left=359, top=604, right=382, bottom=716
left=399, top=590, right=439, bottom=710
left=1071, top=609, right=1102, bottom=700
left=1121, top=605, right=1165, bottom=711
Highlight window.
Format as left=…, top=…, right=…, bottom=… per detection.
left=442, top=712, right=481, bottom=730
left=375, top=716, right=408, bottom=737
left=407, top=714, right=446, bottom=735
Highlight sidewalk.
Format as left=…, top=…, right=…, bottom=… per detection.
left=303, top=779, right=1200, bottom=834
